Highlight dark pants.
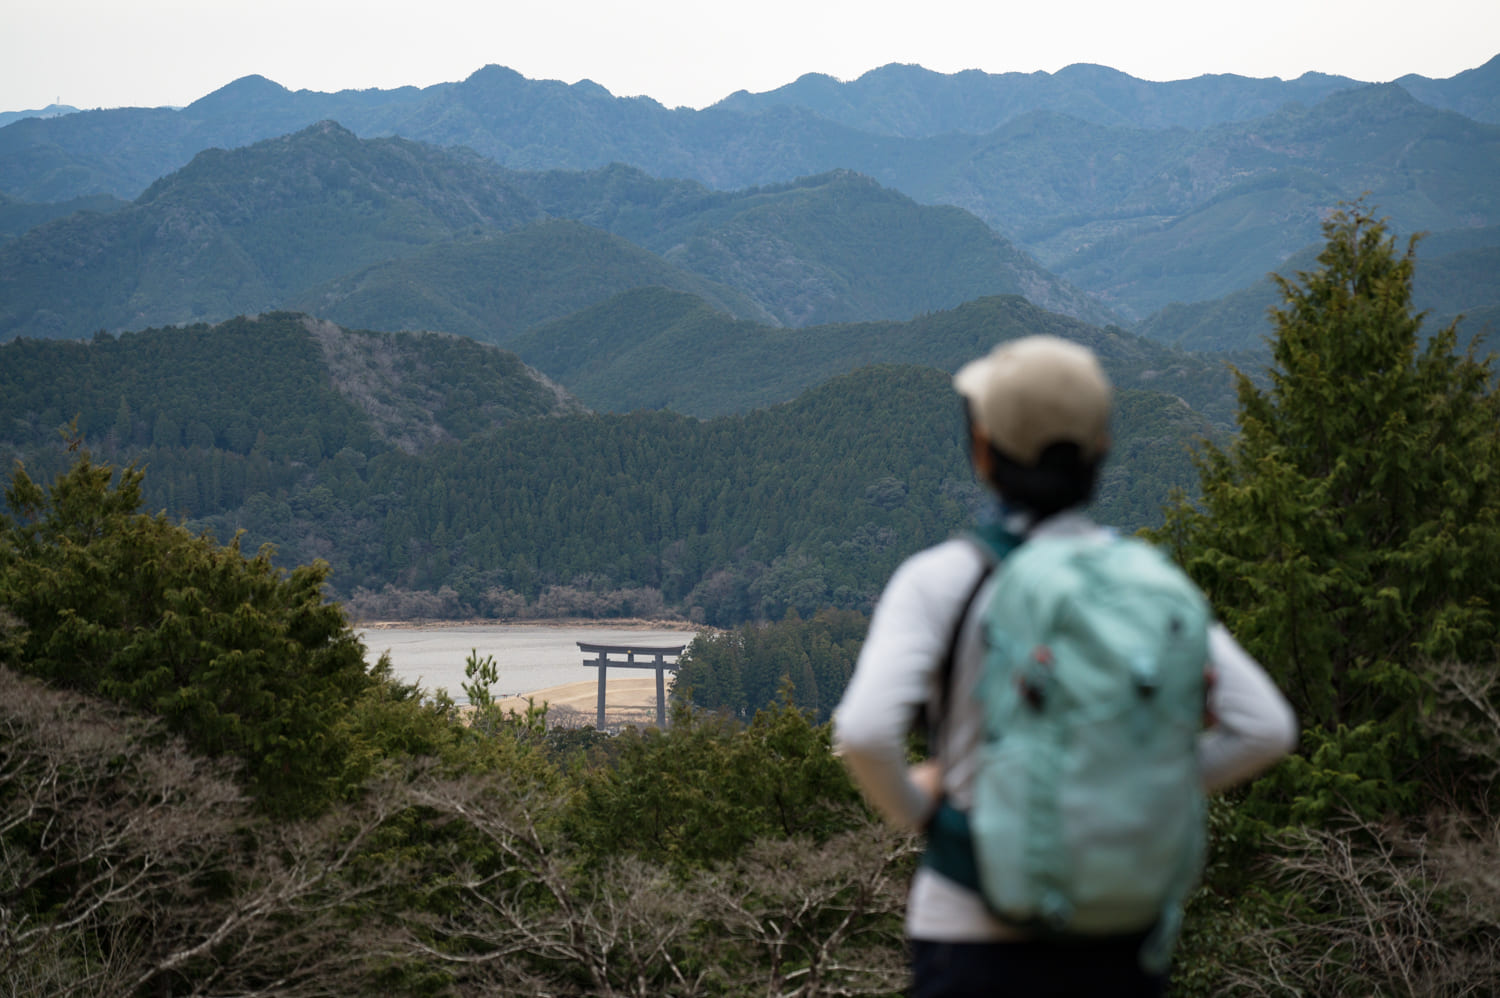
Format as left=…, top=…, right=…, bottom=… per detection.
left=910, top=937, right=1169, bottom=998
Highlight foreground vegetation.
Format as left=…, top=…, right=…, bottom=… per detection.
left=3, top=205, right=1499, bottom=995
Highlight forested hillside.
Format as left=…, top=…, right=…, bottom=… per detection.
left=0, top=122, right=545, bottom=339
left=0, top=311, right=579, bottom=490
left=510, top=290, right=1241, bottom=424
left=4, top=55, right=1497, bottom=338
left=0, top=125, right=1112, bottom=342
left=502, top=166, right=1117, bottom=326
left=289, top=217, right=777, bottom=340
left=910, top=84, right=1500, bottom=320
left=1137, top=230, right=1500, bottom=352
left=0, top=190, right=124, bottom=241
left=714, top=61, right=1364, bottom=133
left=0, top=310, right=1216, bottom=624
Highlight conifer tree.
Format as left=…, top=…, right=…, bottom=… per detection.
left=1158, top=203, right=1500, bottom=816
left=0, top=443, right=377, bottom=816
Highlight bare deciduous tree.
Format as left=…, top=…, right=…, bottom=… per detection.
left=400, top=773, right=914, bottom=997
left=396, top=772, right=707, bottom=996
left=698, top=824, right=916, bottom=997
left=0, top=667, right=414, bottom=997
left=1422, top=658, right=1500, bottom=788
left=1221, top=813, right=1500, bottom=998
left=1214, top=658, right=1500, bottom=997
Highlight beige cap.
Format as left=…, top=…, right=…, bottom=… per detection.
left=953, top=335, right=1112, bottom=465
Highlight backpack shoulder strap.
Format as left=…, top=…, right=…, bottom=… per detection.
left=925, top=527, right=1019, bottom=745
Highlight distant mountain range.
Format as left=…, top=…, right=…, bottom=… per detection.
left=715, top=59, right=1500, bottom=135
left=0, top=122, right=1115, bottom=342
left=2, top=55, right=1497, bottom=353
left=0, top=103, right=79, bottom=129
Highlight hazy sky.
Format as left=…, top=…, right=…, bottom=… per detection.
left=4, top=0, right=1497, bottom=113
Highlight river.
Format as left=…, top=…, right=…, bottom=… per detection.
left=359, top=622, right=703, bottom=703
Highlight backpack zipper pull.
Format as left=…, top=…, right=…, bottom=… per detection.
left=1130, top=651, right=1159, bottom=697
left=1018, top=645, right=1053, bottom=710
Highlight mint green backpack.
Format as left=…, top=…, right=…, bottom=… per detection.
left=968, top=533, right=1210, bottom=972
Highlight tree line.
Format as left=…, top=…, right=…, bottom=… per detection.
left=2, top=323, right=1211, bottom=627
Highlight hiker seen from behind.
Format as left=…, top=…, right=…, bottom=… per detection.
left=833, top=335, right=1297, bottom=997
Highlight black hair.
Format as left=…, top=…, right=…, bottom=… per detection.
left=962, top=400, right=1102, bottom=519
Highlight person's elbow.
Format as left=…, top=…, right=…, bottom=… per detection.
left=832, top=709, right=928, bottom=829
left=1201, top=696, right=1299, bottom=793
left=1250, top=691, right=1299, bottom=762
left=831, top=713, right=892, bottom=784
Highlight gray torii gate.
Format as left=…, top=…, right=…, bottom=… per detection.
left=578, top=641, right=686, bottom=729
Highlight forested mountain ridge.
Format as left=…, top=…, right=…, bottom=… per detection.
left=6, top=57, right=1496, bottom=204
left=504, top=166, right=1117, bottom=327
left=0, top=312, right=1217, bottom=622
left=0, top=76, right=444, bottom=202
left=714, top=61, right=1368, bottom=135
left=1138, top=231, right=1500, bottom=352
left=0, top=190, right=126, bottom=242
left=909, top=84, right=1500, bottom=319
left=287, top=218, right=781, bottom=341
left=0, top=312, right=580, bottom=474
left=303, top=316, right=584, bottom=450
left=0, top=102, right=79, bottom=129
left=1393, top=53, right=1500, bottom=125
left=0, top=122, right=546, bottom=340
left=3, top=56, right=1496, bottom=345
left=0, top=124, right=1114, bottom=342
left=510, top=290, right=1241, bottom=426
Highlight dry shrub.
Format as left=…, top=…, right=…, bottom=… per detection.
left=0, top=666, right=411, bottom=997
left=400, top=770, right=915, bottom=997
left=1218, top=812, right=1500, bottom=998
left=1212, top=657, right=1500, bottom=997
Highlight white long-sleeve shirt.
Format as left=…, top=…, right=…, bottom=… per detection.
left=833, top=514, right=1298, bottom=940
